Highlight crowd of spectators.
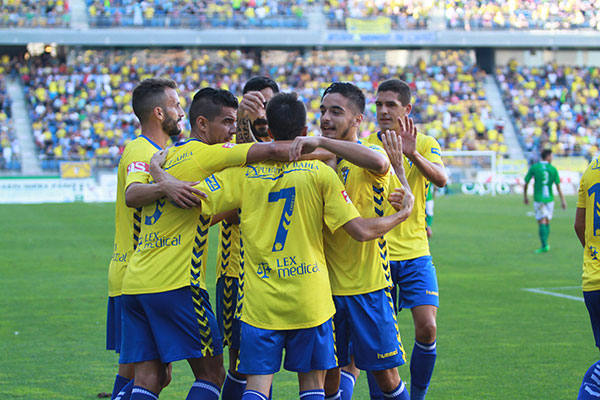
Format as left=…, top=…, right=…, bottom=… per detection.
left=0, top=0, right=70, bottom=28
left=86, top=0, right=309, bottom=28
left=497, top=60, right=600, bottom=159
left=324, top=0, right=431, bottom=30
left=0, top=57, right=20, bottom=170
left=16, top=48, right=506, bottom=170
left=445, top=0, right=600, bottom=30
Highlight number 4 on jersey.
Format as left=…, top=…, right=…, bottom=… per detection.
left=268, top=187, right=296, bottom=252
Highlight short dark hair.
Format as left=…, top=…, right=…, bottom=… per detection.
left=132, top=78, right=177, bottom=124
left=243, top=76, right=280, bottom=95
left=321, top=82, right=365, bottom=114
left=266, top=92, right=306, bottom=141
left=541, top=149, right=552, bottom=160
left=189, top=88, right=238, bottom=128
left=377, top=79, right=411, bottom=106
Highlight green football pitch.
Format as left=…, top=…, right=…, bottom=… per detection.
left=0, top=194, right=594, bottom=399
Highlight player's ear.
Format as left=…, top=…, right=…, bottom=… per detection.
left=300, top=126, right=308, bottom=137
left=354, top=113, right=364, bottom=127
left=196, top=115, right=208, bottom=132
left=404, top=103, right=412, bottom=115
left=153, top=106, right=164, bottom=121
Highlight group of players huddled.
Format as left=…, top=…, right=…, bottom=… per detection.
left=105, top=75, right=447, bottom=400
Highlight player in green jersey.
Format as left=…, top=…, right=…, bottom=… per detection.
left=524, top=149, right=567, bottom=253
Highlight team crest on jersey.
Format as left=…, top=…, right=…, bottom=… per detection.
left=341, top=190, right=352, bottom=204
left=127, top=161, right=149, bottom=174
left=205, top=175, right=221, bottom=192
left=222, top=142, right=236, bottom=148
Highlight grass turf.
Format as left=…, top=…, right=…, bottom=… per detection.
left=0, top=194, right=593, bottom=399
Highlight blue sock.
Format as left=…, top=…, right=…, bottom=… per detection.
left=366, top=370, right=384, bottom=400
left=186, top=379, right=220, bottom=400
left=410, top=340, right=437, bottom=400
left=112, top=375, right=131, bottom=400
left=300, top=389, right=325, bottom=400
left=339, top=370, right=356, bottom=400
left=579, top=360, right=600, bottom=399
left=242, top=390, right=268, bottom=400
left=115, top=379, right=135, bottom=400
left=222, top=370, right=246, bottom=400
left=383, top=381, right=409, bottom=400
left=131, top=386, right=159, bottom=400
left=324, top=390, right=341, bottom=400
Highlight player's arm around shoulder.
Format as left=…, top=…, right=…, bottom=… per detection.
left=289, top=135, right=389, bottom=175
left=125, top=148, right=206, bottom=209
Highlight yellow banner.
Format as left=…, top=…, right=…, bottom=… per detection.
left=552, top=156, right=589, bottom=173
left=60, top=161, right=92, bottom=179
left=346, top=17, right=391, bottom=34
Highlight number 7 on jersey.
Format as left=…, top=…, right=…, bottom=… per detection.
left=268, top=187, right=296, bottom=252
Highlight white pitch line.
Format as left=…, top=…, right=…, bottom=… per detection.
left=523, top=288, right=584, bottom=302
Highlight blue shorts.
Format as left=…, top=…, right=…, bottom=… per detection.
left=216, top=276, right=241, bottom=350
left=237, top=319, right=337, bottom=375
left=106, top=295, right=123, bottom=353
left=390, top=255, right=439, bottom=312
left=333, top=289, right=406, bottom=371
left=120, top=286, right=223, bottom=364
left=584, top=290, right=600, bottom=348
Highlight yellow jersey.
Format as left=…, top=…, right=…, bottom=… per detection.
left=108, top=135, right=162, bottom=297
left=122, top=140, right=253, bottom=295
left=577, top=156, right=600, bottom=292
left=198, top=160, right=361, bottom=330
left=216, top=220, right=241, bottom=280
left=363, top=132, right=443, bottom=260
left=324, top=142, right=392, bottom=296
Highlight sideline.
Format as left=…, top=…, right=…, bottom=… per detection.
left=522, top=286, right=583, bottom=302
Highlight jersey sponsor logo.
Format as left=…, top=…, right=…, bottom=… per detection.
left=127, top=161, right=149, bottom=175
left=377, top=349, right=399, bottom=359
left=111, top=252, right=128, bottom=263
left=341, top=190, right=352, bottom=204
left=205, top=175, right=221, bottom=192
left=276, top=257, right=320, bottom=278
left=222, top=143, right=236, bottom=148
left=431, top=148, right=441, bottom=156
left=136, top=232, right=182, bottom=250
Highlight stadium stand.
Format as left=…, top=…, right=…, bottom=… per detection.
left=0, top=57, right=20, bottom=170
left=0, top=0, right=71, bottom=28
left=86, top=0, right=309, bottom=28
left=324, top=0, right=431, bottom=30
left=497, top=60, right=600, bottom=159
left=445, top=0, right=600, bottom=30
left=14, top=48, right=506, bottom=170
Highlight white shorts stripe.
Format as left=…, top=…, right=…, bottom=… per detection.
left=192, top=381, right=221, bottom=397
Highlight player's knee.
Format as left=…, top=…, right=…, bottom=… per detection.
left=371, top=368, right=400, bottom=392
left=416, top=320, right=437, bottom=343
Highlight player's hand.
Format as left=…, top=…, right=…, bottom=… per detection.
left=389, top=187, right=414, bottom=221
left=238, top=91, right=267, bottom=120
left=151, top=149, right=168, bottom=168
left=524, top=196, right=529, bottom=205
left=160, top=176, right=207, bottom=209
left=381, top=129, right=404, bottom=172
left=289, top=136, right=322, bottom=161
left=561, top=200, right=567, bottom=210
left=396, top=115, right=417, bottom=157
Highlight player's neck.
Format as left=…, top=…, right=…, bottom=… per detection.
left=140, top=126, right=169, bottom=149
